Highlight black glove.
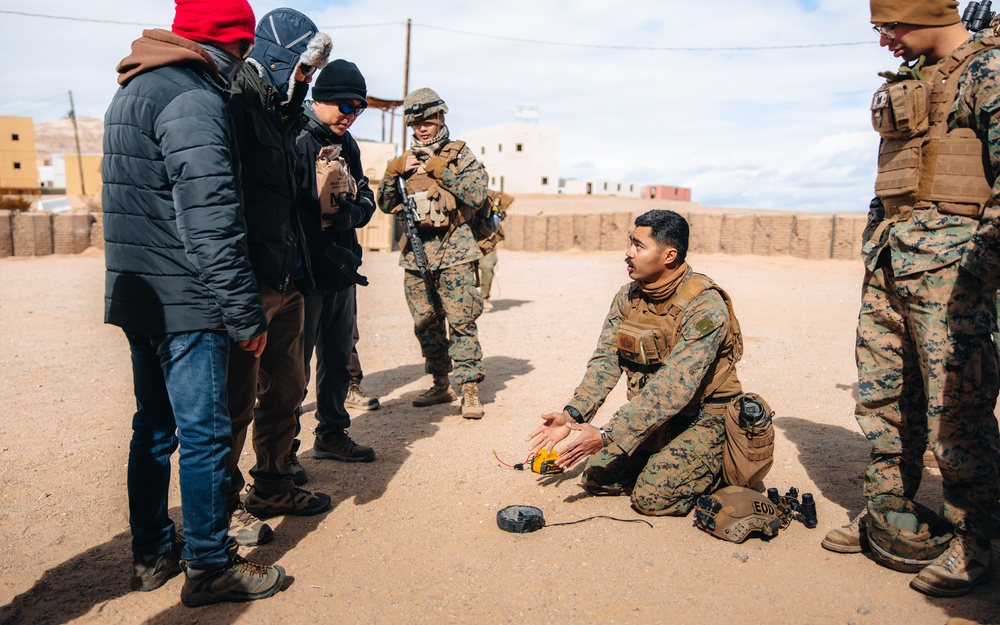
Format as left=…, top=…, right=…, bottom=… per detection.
left=324, top=243, right=368, bottom=286
left=322, top=196, right=363, bottom=232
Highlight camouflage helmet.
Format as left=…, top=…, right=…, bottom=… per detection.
left=865, top=497, right=954, bottom=573
left=403, top=87, right=448, bottom=125
left=693, top=486, right=783, bottom=543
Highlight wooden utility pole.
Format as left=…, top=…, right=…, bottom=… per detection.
left=68, top=90, right=86, bottom=196
left=402, top=18, right=411, bottom=151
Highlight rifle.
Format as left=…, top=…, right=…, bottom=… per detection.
left=396, top=176, right=445, bottom=320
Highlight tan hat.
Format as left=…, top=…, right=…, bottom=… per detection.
left=870, top=0, right=961, bottom=26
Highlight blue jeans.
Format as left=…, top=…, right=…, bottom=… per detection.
left=126, top=330, right=236, bottom=570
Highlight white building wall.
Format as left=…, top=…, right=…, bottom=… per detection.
left=559, top=177, right=644, bottom=198
left=463, top=122, right=560, bottom=195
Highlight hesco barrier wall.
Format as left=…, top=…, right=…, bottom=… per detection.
left=500, top=211, right=867, bottom=261
left=0, top=210, right=868, bottom=261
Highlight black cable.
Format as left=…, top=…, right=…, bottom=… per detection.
left=546, top=515, right=653, bottom=528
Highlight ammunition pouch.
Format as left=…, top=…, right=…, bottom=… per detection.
left=406, top=182, right=457, bottom=231
left=871, top=80, right=930, bottom=139
left=718, top=392, right=775, bottom=488
left=616, top=319, right=669, bottom=366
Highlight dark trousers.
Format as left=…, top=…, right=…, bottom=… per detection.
left=301, top=285, right=357, bottom=439
left=226, top=284, right=305, bottom=501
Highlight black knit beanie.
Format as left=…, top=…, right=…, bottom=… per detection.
left=312, top=59, right=367, bottom=102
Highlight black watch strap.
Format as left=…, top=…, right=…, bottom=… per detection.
left=564, top=405, right=584, bottom=424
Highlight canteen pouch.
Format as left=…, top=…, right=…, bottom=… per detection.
left=871, top=81, right=930, bottom=139
left=720, top=393, right=775, bottom=488
left=616, top=320, right=670, bottom=366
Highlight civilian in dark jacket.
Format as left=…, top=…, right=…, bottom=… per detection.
left=225, top=7, right=335, bottom=532
left=102, top=0, right=283, bottom=607
left=293, top=60, right=377, bottom=469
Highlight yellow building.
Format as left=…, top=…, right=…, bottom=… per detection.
left=64, top=153, right=103, bottom=197
left=0, top=116, right=40, bottom=195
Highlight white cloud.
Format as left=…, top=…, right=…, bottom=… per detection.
left=1, top=0, right=906, bottom=212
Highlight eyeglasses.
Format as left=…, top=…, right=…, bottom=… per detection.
left=238, top=41, right=254, bottom=60
left=336, top=100, right=367, bottom=117
left=299, top=63, right=317, bottom=77
left=872, top=22, right=900, bottom=39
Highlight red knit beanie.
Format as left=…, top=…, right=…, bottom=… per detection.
left=172, top=0, right=256, bottom=45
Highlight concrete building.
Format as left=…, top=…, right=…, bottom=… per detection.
left=0, top=116, right=40, bottom=196
left=560, top=178, right=645, bottom=198
left=645, top=184, right=692, bottom=202
left=463, top=122, right=560, bottom=194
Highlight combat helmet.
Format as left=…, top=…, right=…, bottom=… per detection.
left=403, top=87, right=448, bottom=125
left=865, top=496, right=954, bottom=573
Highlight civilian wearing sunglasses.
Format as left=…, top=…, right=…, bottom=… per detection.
left=291, top=59, right=378, bottom=468
left=825, top=0, right=1000, bottom=600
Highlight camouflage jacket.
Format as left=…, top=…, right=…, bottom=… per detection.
left=866, top=31, right=1000, bottom=279
left=377, top=142, right=487, bottom=271
left=567, top=270, right=735, bottom=455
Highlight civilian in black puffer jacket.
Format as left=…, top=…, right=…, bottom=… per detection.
left=102, top=3, right=285, bottom=605
left=224, top=7, right=334, bottom=529
left=292, top=59, right=377, bottom=467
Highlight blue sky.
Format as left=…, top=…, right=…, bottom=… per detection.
left=0, top=1, right=901, bottom=212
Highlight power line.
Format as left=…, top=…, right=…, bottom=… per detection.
left=0, top=9, right=160, bottom=26
left=0, top=9, right=398, bottom=29
left=1, top=10, right=875, bottom=50
left=414, top=22, right=875, bottom=51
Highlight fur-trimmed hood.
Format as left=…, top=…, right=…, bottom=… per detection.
left=246, top=8, right=331, bottom=104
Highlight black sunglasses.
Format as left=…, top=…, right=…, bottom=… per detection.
left=336, top=100, right=367, bottom=116
left=299, top=63, right=317, bottom=77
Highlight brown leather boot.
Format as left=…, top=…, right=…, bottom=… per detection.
left=461, top=382, right=484, bottom=419
left=412, top=375, right=455, bottom=407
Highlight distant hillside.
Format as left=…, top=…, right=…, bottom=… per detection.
left=34, top=116, right=103, bottom=163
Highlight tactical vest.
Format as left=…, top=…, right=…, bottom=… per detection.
left=404, top=140, right=466, bottom=231
left=871, top=37, right=998, bottom=231
left=615, top=273, right=743, bottom=405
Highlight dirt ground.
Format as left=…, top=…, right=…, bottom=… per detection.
left=1, top=247, right=998, bottom=625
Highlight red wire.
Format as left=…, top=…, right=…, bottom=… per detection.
left=492, top=450, right=515, bottom=468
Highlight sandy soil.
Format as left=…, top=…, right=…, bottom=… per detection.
left=1, top=247, right=997, bottom=625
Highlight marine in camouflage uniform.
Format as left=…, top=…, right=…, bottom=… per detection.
left=377, top=87, right=488, bottom=418
left=527, top=210, right=743, bottom=516
left=825, top=0, right=1000, bottom=598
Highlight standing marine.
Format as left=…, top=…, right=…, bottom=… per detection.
left=823, top=0, right=1000, bottom=598
left=377, top=88, right=489, bottom=418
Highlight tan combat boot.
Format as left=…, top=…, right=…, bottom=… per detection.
left=412, top=375, right=455, bottom=407
left=461, top=382, right=484, bottom=419
left=910, top=531, right=992, bottom=597
left=821, top=509, right=867, bottom=553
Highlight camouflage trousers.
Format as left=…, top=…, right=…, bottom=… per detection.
left=856, top=258, right=1000, bottom=536
left=479, top=250, right=498, bottom=300
left=403, top=262, right=484, bottom=384
left=581, top=410, right=725, bottom=516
